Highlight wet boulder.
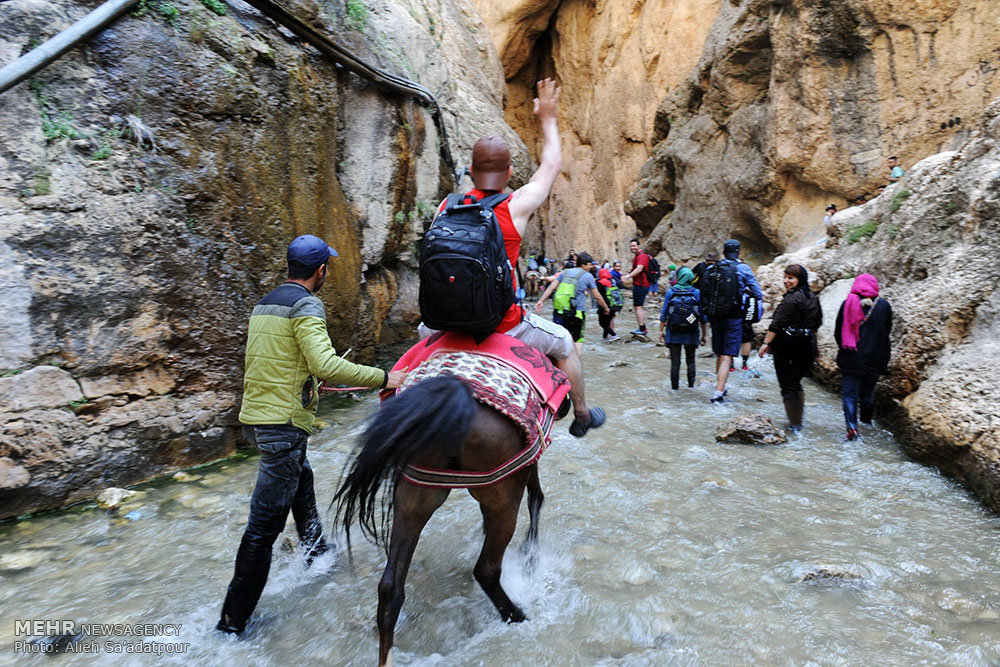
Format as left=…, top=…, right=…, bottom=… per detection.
left=96, top=487, right=137, bottom=510
left=716, top=415, right=787, bottom=445
left=0, top=550, right=47, bottom=573
left=798, top=565, right=867, bottom=588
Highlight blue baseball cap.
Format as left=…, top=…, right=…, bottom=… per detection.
left=287, top=234, right=338, bottom=269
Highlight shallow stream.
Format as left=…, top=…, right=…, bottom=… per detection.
left=2, top=318, right=999, bottom=665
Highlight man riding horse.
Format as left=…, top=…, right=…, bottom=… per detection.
left=418, top=77, right=605, bottom=438
left=336, top=78, right=604, bottom=666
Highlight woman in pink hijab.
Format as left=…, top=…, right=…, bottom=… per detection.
left=834, top=273, right=893, bottom=441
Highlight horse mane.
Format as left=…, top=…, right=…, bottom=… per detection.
left=332, top=375, right=476, bottom=553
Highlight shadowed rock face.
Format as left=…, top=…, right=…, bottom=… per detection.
left=627, top=0, right=1000, bottom=265
left=755, top=100, right=1000, bottom=510
left=0, top=0, right=523, bottom=518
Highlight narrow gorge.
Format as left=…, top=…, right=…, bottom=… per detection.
left=2, top=0, right=1000, bottom=521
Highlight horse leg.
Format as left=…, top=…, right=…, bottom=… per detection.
left=469, top=475, right=528, bottom=623
left=520, top=464, right=543, bottom=566
left=378, top=482, right=449, bottom=667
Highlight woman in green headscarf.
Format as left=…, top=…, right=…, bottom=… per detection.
left=659, top=267, right=708, bottom=390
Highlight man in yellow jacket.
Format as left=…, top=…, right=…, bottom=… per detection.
left=218, top=234, right=406, bottom=634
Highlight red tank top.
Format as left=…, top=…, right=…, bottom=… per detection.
left=437, top=189, right=524, bottom=332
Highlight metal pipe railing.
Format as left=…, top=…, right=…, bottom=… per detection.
left=0, top=0, right=459, bottom=183
left=0, top=0, right=139, bottom=95
left=236, top=0, right=459, bottom=184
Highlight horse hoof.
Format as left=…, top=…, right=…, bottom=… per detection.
left=506, top=609, right=527, bottom=623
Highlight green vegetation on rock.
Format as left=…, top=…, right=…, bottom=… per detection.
left=29, top=80, right=85, bottom=142
left=199, top=0, right=227, bottom=16
left=890, top=188, right=910, bottom=213
left=134, top=0, right=181, bottom=25
left=846, top=220, right=878, bottom=244
left=347, top=0, right=369, bottom=31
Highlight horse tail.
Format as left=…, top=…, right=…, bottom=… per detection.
left=333, top=375, right=476, bottom=551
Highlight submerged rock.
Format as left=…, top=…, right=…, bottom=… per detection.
left=0, top=550, right=47, bottom=573
left=716, top=415, right=787, bottom=445
left=799, top=565, right=867, bottom=587
left=96, top=488, right=137, bottom=510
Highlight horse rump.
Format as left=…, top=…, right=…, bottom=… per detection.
left=333, top=374, right=476, bottom=551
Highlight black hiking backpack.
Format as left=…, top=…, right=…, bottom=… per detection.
left=418, top=192, right=515, bottom=334
left=700, top=259, right=742, bottom=318
left=646, top=256, right=661, bottom=284
left=667, top=290, right=700, bottom=331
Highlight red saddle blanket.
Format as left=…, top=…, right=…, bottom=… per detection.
left=381, top=331, right=571, bottom=488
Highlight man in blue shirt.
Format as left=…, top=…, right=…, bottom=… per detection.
left=709, top=239, right=763, bottom=403
left=887, top=156, right=905, bottom=183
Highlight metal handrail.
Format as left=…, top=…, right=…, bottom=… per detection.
left=0, top=0, right=139, bottom=95
left=0, top=0, right=459, bottom=183
left=239, top=0, right=458, bottom=184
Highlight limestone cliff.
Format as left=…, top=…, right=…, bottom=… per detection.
left=755, top=101, right=1000, bottom=510
left=0, top=0, right=523, bottom=518
left=628, top=0, right=1000, bottom=265
left=470, top=0, right=721, bottom=261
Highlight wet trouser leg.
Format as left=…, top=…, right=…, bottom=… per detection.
left=598, top=310, right=613, bottom=338
left=291, top=456, right=326, bottom=560
left=684, top=344, right=696, bottom=387
left=774, top=353, right=806, bottom=428
left=858, top=373, right=878, bottom=424
left=841, top=372, right=862, bottom=432
left=668, top=343, right=682, bottom=389
left=843, top=371, right=878, bottom=429
left=219, top=426, right=310, bottom=633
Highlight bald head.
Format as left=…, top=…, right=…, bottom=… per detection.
left=471, top=136, right=512, bottom=191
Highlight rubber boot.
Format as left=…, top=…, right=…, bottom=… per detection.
left=783, top=390, right=804, bottom=431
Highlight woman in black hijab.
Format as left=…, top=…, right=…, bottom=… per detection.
left=759, top=264, right=823, bottom=432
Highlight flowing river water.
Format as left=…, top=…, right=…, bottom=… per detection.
left=2, top=320, right=1000, bottom=665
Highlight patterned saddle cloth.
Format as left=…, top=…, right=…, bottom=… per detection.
left=383, top=332, right=571, bottom=488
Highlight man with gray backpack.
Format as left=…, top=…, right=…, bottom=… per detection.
left=700, top=239, right=763, bottom=403
left=535, top=252, right=609, bottom=355
left=416, top=79, right=606, bottom=437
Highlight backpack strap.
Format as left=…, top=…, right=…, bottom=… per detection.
left=443, top=193, right=468, bottom=212
left=478, top=192, right=511, bottom=210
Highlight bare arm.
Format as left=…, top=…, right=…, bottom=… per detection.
left=508, top=79, right=562, bottom=236
left=589, top=286, right=609, bottom=314
left=534, top=276, right=560, bottom=313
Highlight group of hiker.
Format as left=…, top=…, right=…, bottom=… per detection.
left=532, top=236, right=893, bottom=443
left=217, top=76, right=894, bottom=637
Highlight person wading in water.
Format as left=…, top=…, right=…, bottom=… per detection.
left=418, top=78, right=606, bottom=436
left=758, top=264, right=822, bottom=432
left=217, top=235, right=407, bottom=635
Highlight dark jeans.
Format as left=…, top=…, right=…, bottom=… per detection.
left=773, top=353, right=808, bottom=399
left=599, top=308, right=620, bottom=337
left=668, top=343, right=696, bottom=389
left=218, top=425, right=324, bottom=632
left=841, top=371, right=877, bottom=431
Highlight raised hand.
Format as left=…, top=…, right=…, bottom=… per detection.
left=533, top=78, right=560, bottom=120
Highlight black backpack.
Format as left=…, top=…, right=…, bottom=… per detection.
left=419, top=192, right=514, bottom=333
left=646, top=256, right=661, bottom=283
left=667, top=290, right=699, bottom=331
left=700, top=259, right=742, bottom=318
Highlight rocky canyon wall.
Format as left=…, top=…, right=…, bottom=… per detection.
left=755, top=100, right=1000, bottom=510
left=0, top=0, right=524, bottom=518
left=470, top=0, right=721, bottom=261
left=628, top=0, right=1000, bottom=265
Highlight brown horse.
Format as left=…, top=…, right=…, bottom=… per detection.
left=334, top=375, right=556, bottom=666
